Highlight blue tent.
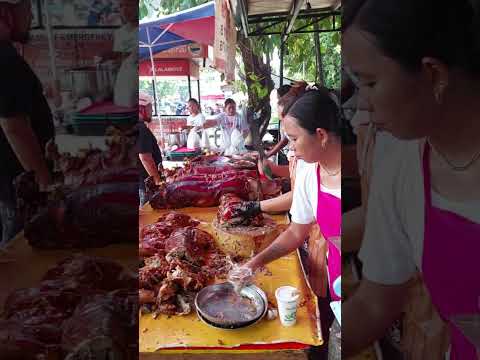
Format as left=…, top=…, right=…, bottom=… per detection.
left=139, top=1, right=215, bottom=61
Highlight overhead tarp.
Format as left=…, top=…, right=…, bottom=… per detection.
left=138, top=1, right=215, bottom=60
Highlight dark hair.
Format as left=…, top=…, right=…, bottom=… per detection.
left=224, top=98, right=236, bottom=107
left=285, top=87, right=343, bottom=137
left=188, top=98, right=199, bottom=106
left=277, top=85, right=292, bottom=98
left=343, top=0, right=480, bottom=75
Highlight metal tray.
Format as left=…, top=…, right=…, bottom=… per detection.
left=195, top=282, right=268, bottom=330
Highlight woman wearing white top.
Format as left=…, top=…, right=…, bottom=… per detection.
left=204, top=98, right=249, bottom=154
left=184, top=98, right=205, bottom=131
left=342, top=1, right=480, bottom=358
left=228, top=87, right=342, bottom=301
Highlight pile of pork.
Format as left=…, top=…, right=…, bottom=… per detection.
left=146, top=155, right=286, bottom=209
left=139, top=212, right=233, bottom=316
left=0, top=255, right=138, bottom=360
left=16, top=127, right=139, bottom=249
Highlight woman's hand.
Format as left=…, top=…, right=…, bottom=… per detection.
left=229, top=201, right=262, bottom=219
left=228, top=263, right=255, bottom=292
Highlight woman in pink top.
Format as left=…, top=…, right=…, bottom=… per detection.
left=342, top=0, right=480, bottom=358
left=229, top=87, right=342, bottom=300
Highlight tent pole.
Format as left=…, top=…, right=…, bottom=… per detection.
left=147, top=28, right=164, bottom=151
left=188, top=75, right=192, bottom=99
left=313, top=17, right=324, bottom=85
left=152, top=79, right=158, bottom=116
left=280, top=39, right=285, bottom=86
left=197, top=79, right=201, bottom=106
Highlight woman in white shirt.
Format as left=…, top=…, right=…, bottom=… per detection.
left=185, top=98, right=205, bottom=131
left=229, top=87, right=342, bottom=301
left=342, top=1, right=480, bottom=358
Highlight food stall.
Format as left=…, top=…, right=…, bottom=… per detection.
left=0, top=2, right=139, bottom=358
left=139, top=2, right=216, bottom=159
left=20, top=0, right=137, bottom=142
left=138, top=154, right=323, bottom=360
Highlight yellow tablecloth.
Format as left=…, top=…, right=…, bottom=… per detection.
left=139, top=206, right=323, bottom=352
left=0, top=232, right=137, bottom=307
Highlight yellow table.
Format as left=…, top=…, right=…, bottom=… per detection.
left=139, top=206, right=323, bottom=359
left=0, top=232, right=137, bottom=307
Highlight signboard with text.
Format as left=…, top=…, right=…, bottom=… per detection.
left=153, top=43, right=208, bottom=60
left=213, top=0, right=236, bottom=82
left=139, top=59, right=200, bottom=80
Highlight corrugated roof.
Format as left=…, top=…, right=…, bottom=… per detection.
left=247, top=0, right=340, bottom=16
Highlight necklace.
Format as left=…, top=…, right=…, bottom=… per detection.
left=319, top=162, right=341, bottom=177
left=428, top=140, right=480, bottom=172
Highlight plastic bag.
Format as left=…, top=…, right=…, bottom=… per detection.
left=220, top=129, right=231, bottom=151
left=328, top=318, right=341, bottom=360
left=307, top=224, right=328, bottom=298
left=402, top=274, right=450, bottom=359
left=200, top=130, right=210, bottom=149
left=114, top=55, right=137, bottom=107
left=187, top=129, right=201, bottom=149
left=224, top=128, right=246, bottom=155
left=230, top=128, right=244, bottom=149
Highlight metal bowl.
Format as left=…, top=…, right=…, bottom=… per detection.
left=195, top=282, right=267, bottom=330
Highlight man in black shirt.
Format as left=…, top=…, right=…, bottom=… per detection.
left=0, top=0, right=54, bottom=244
left=137, top=93, right=163, bottom=207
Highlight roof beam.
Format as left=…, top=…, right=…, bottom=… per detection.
left=248, top=9, right=340, bottom=24
left=238, top=0, right=249, bottom=38
left=250, top=28, right=339, bottom=36
left=281, top=0, right=306, bottom=43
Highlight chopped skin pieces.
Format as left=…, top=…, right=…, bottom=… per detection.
left=139, top=212, right=233, bottom=315
left=146, top=155, right=261, bottom=209
left=0, top=255, right=138, bottom=359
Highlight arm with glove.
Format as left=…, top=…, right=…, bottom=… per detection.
left=227, top=190, right=293, bottom=220
left=228, top=222, right=312, bottom=287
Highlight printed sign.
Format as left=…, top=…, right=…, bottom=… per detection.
left=213, top=0, right=236, bottom=82
left=139, top=59, right=200, bottom=80
left=153, top=43, right=208, bottom=59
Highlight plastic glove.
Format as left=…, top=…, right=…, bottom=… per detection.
left=228, top=263, right=254, bottom=293
left=229, top=201, right=261, bottom=220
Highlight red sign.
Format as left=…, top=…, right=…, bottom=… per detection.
left=17, top=29, right=114, bottom=97
left=139, top=59, right=200, bottom=79
left=153, top=43, right=208, bottom=59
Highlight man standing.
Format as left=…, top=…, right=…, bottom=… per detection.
left=138, top=93, right=163, bottom=207
left=0, top=0, right=54, bottom=244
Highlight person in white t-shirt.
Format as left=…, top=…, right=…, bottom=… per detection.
left=93, top=0, right=137, bottom=106
left=94, top=0, right=137, bottom=64
left=204, top=98, right=249, bottom=153
left=342, top=1, right=480, bottom=359
left=228, top=87, right=342, bottom=301
left=184, top=98, right=205, bottom=131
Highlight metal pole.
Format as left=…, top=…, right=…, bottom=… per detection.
left=147, top=28, right=164, bottom=150
left=280, top=39, right=285, bottom=86
left=151, top=79, right=158, bottom=116
left=187, top=75, right=192, bottom=99
left=197, top=79, right=201, bottom=105
left=43, top=0, right=57, bottom=81
left=313, top=17, right=324, bottom=85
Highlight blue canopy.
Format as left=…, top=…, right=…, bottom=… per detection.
left=139, top=2, right=215, bottom=61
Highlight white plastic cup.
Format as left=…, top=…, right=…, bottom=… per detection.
left=275, top=286, right=300, bottom=327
